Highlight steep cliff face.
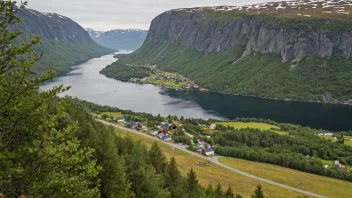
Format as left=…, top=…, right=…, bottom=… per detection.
left=115, top=1, right=352, bottom=103
left=146, top=10, right=352, bottom=62
left=13, top=9, right=113, bottom=74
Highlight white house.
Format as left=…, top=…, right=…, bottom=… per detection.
left=210, top=124, right=216, bottom=130
left=202, top=148, right=215, bottom=156
left=114, top=116, right=125, bottom=122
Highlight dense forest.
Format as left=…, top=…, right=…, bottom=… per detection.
left=0, top=2, right=267, bottom=197
left=213, top=128, right=352, bottom=181
left=100, top=62, right=150, bottom=81
left=117, top=41, right=352, bottom=103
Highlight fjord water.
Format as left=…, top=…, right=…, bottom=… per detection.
left=41, top=53, right=352, bottom=131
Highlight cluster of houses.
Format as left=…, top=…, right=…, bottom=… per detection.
left=316, top=132, right=334, bottom=136
left=183, top=81, right=200, bottom=89
left=147, top=122, right=177, bottom=142
left=334, top=160, right=348, bottom=170
left=113, top=116, right=216, bottom=156
left=155, top=73, right=186, bottom=82
left=316, top=132, right=339, bottom=140
left=196, top=140, right=215, bottom=156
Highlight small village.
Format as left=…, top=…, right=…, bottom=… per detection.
left=130, top=71, right=208, bottom=91
left=108, top=114, right=351, bottom=172
left=113, top=115, right=216, bottom=158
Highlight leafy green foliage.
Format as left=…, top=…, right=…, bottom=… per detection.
left=213, top=128, right=352, bottom=181
left=0, top=1, right=100, bottom=197
left=100, top=63, right=150, bottom=81
left=118, top=43, right=352, bottom=102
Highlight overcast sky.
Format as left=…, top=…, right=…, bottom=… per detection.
left=28, top=0, right=280, bottom=31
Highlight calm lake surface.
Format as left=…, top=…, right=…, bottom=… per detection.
left=41, top=53, right=352, bottom=131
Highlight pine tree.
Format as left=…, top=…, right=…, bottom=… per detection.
left=205, top=184, right=215, bottom=197
left=224, top=186, right=235, bottom=198
left=149, top=142, right=168, bottom=174
left=251, top=184, right=266, bottom=198
left=214, top=183, right=223, bottom=198
left=235, top=194, right=243, bottom=198
left=0, top=1, right=100, bottom=197
left=164, top=157, right=184, bottom=198
left=185, top=168, right=200, bottom=193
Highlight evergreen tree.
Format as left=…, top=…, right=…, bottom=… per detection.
left=65, top=98, right=134, bottom=198
left=185, top=168, right=200, bottom=193
left=0, top=1, right=100, bottom=197
left=164, top=157, right=184, bottom=198
left=251, top=184, right=266, bottom=198
left=224, top=186, right=235, bottom=198
left=205, top=184, right=215, bottom=197
left=149, top=142, right=168, bottom=174
left=235, top=194, right=243, bottom=198
left=214, top=183, right=223, bottom=198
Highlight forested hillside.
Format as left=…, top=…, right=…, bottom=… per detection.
left=116, top=0, right=352, bottom=103
left=12, top=6, right=113, bottom=74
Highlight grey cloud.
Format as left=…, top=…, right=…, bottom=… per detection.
left=28, top=0, right=280, bottom=30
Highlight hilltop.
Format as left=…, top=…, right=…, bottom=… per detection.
left=177, top=0, right=352, bottom=19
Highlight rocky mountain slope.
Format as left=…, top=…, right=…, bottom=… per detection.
left=116, top=0, right=352, bottom=103
left=86, top=28, right=148, bottom=51
left=13, top=9, right=114, bottom=74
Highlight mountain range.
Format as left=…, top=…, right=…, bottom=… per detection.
left=13, top=9, right=114, bottom=74
left=86, top=28, right=148, bottom=51
left=115, top=0, right=352, bottom=104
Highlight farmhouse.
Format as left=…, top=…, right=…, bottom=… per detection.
left=209, top=124, right=216, bottom=130
left=131, top=121, right=139, bottom=128
left=197, top=140, right=211, bottom=149
left=114, top=116, right=125, bottom=122
left=169, top=124, right=177, bottom=130
left=161, top=122, right=172, bottom=129
left=158, top=133, right=165, bottom=139
left=162, top=136, right=172, bottom=141
left=202, top=148, right=215, bottom=156
left=149, top=130, right=159, bottom=136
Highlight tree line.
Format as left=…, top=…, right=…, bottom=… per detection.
left=213, top=129, right=352, bottom=181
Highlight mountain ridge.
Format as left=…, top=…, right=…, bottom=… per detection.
left=86, top=28, right=148, bottom=51
left=113, top=0, right=352, bottom=103
left=13, top=8, right=114, bottom=74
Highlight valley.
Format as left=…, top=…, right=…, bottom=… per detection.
left=3, top=1, right=352, bottom=198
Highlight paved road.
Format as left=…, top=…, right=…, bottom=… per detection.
left=99, top=120, right=326, bottom=198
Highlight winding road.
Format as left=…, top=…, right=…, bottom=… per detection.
left=98, top=120, right=326, bottom=198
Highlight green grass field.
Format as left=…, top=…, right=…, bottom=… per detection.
left=219, top=157, right=352, bottom=198
left=321, top=135, right=352, bottom=147
left=112, top=125, right=352, bottom=198
left=217, top=122, right=288, bottom=135
left=92, top=112, right=123, bottom=119
left=151, top=79, right=186, bottom=89
left=114, top=127, right=302, bottom=198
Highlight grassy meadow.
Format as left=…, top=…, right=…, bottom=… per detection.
left=114, top=126, right=352, bottom=198
left=217, top=121, right=288, bottom=135
left=219, top=157, right=352, bottom=198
